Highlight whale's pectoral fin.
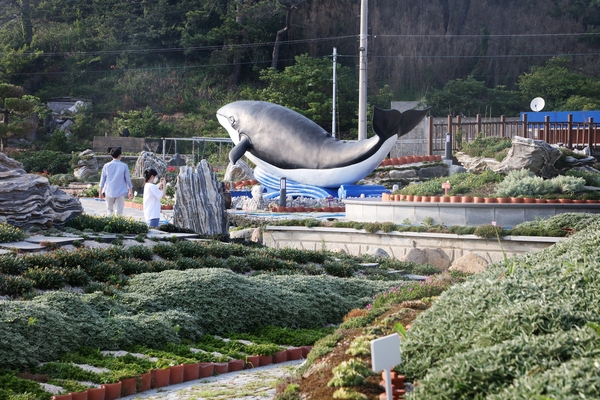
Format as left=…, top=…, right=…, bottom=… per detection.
left=229, top=135, right=252, bottom=164
left=372, top=107, right=403, bottom=140
left=398, top=108, right=431, bottom=137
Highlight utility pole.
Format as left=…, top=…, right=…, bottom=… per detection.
left=358, top=0, right=368, bottom=141
left=332, top=47, right=337, bottom=138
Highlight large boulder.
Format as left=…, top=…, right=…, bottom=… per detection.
left=495, top=136, right=562, bottom=178
left=449, top=253, right=489, bottom=274
left=133, top=151, right=167, bottom=179
left=0, top=152, right=83, bottom=228
left=455, top=152, right=501, bottom=174
left=224, top=159, right=255, bottom=182
left=172, top=160, right=228, bottom=235
left=401, top=248, right=450, bottom=270
left=73, top=149, right=98, bottom=181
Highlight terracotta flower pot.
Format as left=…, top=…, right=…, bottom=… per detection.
left=139, top=372, right=151, bottom=392
left=183, top=363, right=200, bottom=382
left=450, top=195, right=461, bottom=203
left=545, top=199, right=559, bottom=203
left=510, top=197, right=523, bottom=203
left=461, top=196, right=473, bottom=203
left=572, top=199, right=585, bottom=203
left=228, top=359, right=245, bottom=372
left=394, top=194, right=401, bottom=201
left=421, top=196, right=430, bottom=202
left=484, top=197, right=497, bottom=203
left=213, top=362, right=229, bottom=374
left=391, top=158, right=401, bottom=165
left=199, top=363, right=214, bottom=378
left=413, top=195, right=422, bottom=202
left=558, top=198, right=572, bottom=203
left=440, top=196, right=450, bottom=203
left=497, top=197, right=510, bottom=204
left=70, top=392, right=87, bottom=400
left=430, top=196, right=440, bottom=202
left=535, top=198, right=547, bottom=203
left=69, top=390, right=87, bottom=400
left=246, top=355, right=260, bottom=369
left=406, top=156, right=416, bottom=163
left=301, top=346, right=313, bottom=358
left=332, top=206, right=343, bottom=212
left=399, top=157, right=408, bottom=164
left=473, top=197, right=484, bottom=203
left=523, top=197, right=536, bottom=204
left=52, top=395, right=72, bottom=400
left=323, top=207, right=333, bottom=212
left=169, top=364, right=185, bottom=385
left=258, top=355, right=273, bottom=366
left=119, top=378, right=137, bottom=396
left=86, top=387, right=105, bottom=400
left=286, top=348, right=303, bottom=361
left=151, top=368, right=170, bottom=388
left=101, top=382, right=121, bottom=400
left=273, top=350, right=287, bottom=364
left=275, top=206, right=285, bottom=212
left=426, top=155, right=436, bottom=162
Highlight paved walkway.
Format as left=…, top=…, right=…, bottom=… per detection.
left=120, top=360, right=303, bottom=400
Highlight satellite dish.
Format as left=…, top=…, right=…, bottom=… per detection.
left=530, top=97, right=545, bottom=112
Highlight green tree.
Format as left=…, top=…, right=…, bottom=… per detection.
left=113, top=106, right=172, bottom=138
left=0, top=83, right=48, bottom=150
left=242, top=54, right=358, bottom=137
left=427, top=76, right=522, bottom=117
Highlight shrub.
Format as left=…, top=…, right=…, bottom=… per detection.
left=24, top=267, right=66, bottom=290
left=66, top=215, right=148, bottom=234
left=474, top=224, right=505, bottom=239
left=152, top=243, right=180, bottom=260
left=0, top=256, right=28, bottom=275
left=128, top=245, right=154, bottom=261
left=323, top=260, right=357, bottom=278
left=0, top=222, right=27, bottom=243
left=12, top=150, right=72, bottom=174
left=176, top=241, right=209, bottom=258
left=327, top=358, right=373, bottom=387
left=0, top=274, right=33, bottom=297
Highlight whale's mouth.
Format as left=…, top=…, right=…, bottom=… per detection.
left=216, top=114, right=239, bottom=144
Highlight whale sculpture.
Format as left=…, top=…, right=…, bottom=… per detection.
left=216, top=100, right=428, bottom=188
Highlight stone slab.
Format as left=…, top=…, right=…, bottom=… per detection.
left=0, top=241, right=45, bottom=251
left=24, top=236, right=85, bottom=245
left=402, top=274, right=427, bottom=281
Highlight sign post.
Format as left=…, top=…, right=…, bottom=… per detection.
left=442, top=180, right=451, bottom=196
left=371, top=334, right=401, bottom=400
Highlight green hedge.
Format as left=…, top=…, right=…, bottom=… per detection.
left=0, top=269, right=403, bottom=369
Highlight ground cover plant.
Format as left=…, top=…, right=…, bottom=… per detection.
left=395, top=216, right=600, bottom=399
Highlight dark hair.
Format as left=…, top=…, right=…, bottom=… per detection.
left=109, top=147, right=122, bottom=158
left=144, top=168, right=158, bottom=183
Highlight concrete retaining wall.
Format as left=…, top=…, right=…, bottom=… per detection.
left=263, top=226, right=563, bottom=265
left=344, top=199, right=600, bottom=227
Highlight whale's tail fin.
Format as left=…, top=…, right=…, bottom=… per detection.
left=372, top=107, right=430, bottom=139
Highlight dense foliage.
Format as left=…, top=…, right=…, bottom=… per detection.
left=399, top=217, right=600, bottom=399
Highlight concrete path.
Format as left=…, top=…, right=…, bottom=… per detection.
left=120, top=360, right=303, bottom=400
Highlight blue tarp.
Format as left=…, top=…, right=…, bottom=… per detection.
left=521, top=110, right=600, bottom=123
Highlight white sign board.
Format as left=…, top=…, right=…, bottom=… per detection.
left=371, top=333, right=401, bottom=372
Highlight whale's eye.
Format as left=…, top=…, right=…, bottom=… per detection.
left=229, top=116, right=235, bottom=125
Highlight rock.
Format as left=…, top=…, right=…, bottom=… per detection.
left=245, top=185, right=265, bottom=211
left=133, top=151, right=167, bottom=179
left=418, top=165, right=448, bottom=179
left=562, top=155, right=597, bottom=169
left=58, top=119, right=74, bottom=132
left=168, top=153, right=187, bottom=167
left=389, top=169, right=417, bottom=179
left=495, top=136, right=562, bottom=178
left=250, top=228, right=262, bottom=243
left=455, top=152, right=501, bottom=173
left=423, top=248, right=451, bottom=270
left=229, top=228, right=255, bottom=241
left=172, top=160, right=228, bottom=236
left=0, top=152, right=83, bottom=228
left=402, top=248, right=427, bottom=264
left=448, top=164, right=467, bottom=175
left=449, top=253, right=489, bottom=274
left=224, top=160, right=255, bottom=182
left=73, top=149, right=99, bottom=181
left=365, top=247, right=389, bottom=258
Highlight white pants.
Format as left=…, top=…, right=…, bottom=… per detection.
left=106, top=196, right=125, bottom=215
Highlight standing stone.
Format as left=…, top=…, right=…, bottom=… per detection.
left=133, top=151, right=167, bottom=179
left=172, top=160, right=228, bottom=235
left=73, top=149, right=99, bottom=181
left=0, top=152, right=83, bottom=228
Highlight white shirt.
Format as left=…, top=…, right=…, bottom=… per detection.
left=143, top=182, right=164, bottom=221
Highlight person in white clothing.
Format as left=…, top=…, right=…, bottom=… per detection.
left=143, top=168, right=167, bottom=227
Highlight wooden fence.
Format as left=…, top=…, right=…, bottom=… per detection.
left=428, top=114, right=600, bottom=155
